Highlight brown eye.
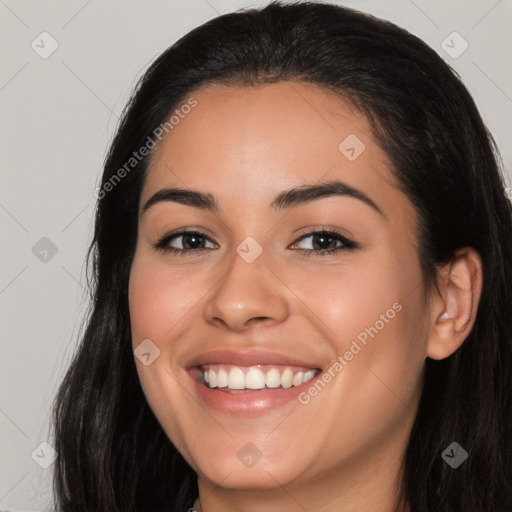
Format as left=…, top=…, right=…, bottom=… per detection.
left=154, top=230, right=217, bottom=255
left=292, top=230, right=357, bottom=256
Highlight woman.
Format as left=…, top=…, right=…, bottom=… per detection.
left=52, top=1, right=512, bottom=511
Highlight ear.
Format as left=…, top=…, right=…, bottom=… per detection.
left=426, top=247, right=483, bottom=360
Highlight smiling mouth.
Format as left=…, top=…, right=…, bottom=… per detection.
left=193, top=364, right=321, bottom=392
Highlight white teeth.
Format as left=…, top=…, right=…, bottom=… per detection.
left=217, top=368, right=228, bottom=388
left=202, top=365, right=319, bottom=390
left=208, top=368, right=217, bottom=388
left=304, top=370, right=316, bottom=382
left=281, top=368, right=293, bottom=389
left=228, top=367, right=245, bottom=389
left=265, top=368, right=281, bottom=388
left=245, top=368, right=266, bottom=389
left=293, top=371, right=304, bottom=387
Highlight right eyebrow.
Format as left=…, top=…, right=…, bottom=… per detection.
left=141, top=188, right=218, bottom=216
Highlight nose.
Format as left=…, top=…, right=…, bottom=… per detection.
left=203, top=248, right=289, bottom=332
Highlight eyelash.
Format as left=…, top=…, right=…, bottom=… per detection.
left=153, top=228, right=358, bottom=257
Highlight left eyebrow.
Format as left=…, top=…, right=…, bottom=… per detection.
left=140, top=179, right=385, bottom=218
left=271, top=180, right=385, bottom=218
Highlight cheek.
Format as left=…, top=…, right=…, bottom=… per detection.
left=299, top=263, right=426, bottom=437
left=287, top=249, right=427, bottom=403
left=128, top=259, right=199, bottom=345
left=285, top=252, right=422, bottom=348
left=128, top=258, right=203, bottom=452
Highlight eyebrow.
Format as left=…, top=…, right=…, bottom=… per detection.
left=141, top=180, right=385, bottom=217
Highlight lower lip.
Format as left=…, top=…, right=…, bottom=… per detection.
left=187, top=369, right=320, bottom=417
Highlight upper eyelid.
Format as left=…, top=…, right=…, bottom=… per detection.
left=291, top=230, right=356, bottom=249
left=160, top=227, right=219, bottom=244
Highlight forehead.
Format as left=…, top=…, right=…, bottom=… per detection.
left=142, top=81, right=408, bottom=220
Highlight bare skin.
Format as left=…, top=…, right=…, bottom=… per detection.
left=128, top=81, right=482, bottom=512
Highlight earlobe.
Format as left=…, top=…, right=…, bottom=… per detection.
left=426, top=248, right=483, bottom=361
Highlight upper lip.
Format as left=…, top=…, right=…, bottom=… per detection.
left=185, top=348, right=321, bottom=370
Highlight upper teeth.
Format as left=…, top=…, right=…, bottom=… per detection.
left=202, top=365, right=318, bottom=390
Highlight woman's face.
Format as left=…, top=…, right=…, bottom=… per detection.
left=129, top=82, right=430, bottom=503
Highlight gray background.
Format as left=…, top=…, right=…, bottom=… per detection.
left=1, top=0, right=511, bottom=509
